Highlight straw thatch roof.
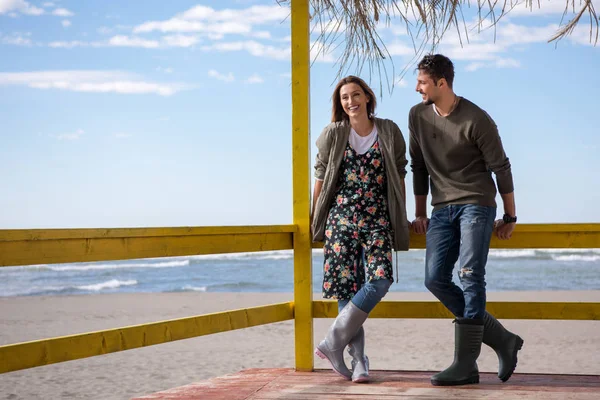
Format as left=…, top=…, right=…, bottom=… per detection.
left=279, top=0, right=598, bottom=90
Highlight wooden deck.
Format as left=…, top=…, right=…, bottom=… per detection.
left=132, top=368, right=600, bottom=399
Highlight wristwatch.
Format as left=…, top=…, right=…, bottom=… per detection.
left=503, top=214, right=517, bottom=224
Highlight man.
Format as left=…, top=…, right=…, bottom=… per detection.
left=409, top=54, right=523, bottom=386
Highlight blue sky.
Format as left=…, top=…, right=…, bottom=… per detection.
left=0, top=0, right=598, bottom=229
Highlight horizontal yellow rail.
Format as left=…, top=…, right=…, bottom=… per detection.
left=0, top=225, right=296, bottom=267
left=314, top=300, right=600, bottom=320
left=0, top=302, right=294, bottom=374
left=2, top=223, right=599, bottom=267
left=313, top=223, right=600, bottom=249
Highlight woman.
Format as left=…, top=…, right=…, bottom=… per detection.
left=311, top=76, right=410, bottom=382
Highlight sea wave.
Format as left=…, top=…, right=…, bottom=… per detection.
left=537, top=249, right=600, bottom=254
left=77, top=279, right=138, bottom=291
left=179, top=285, right=208, bottom=292
left=488, top=250, right=537, bottom=258
left=189, top=250, right=294, bottom=261
left=0, top=279, right=138, bottom=297
left=551, top=255, right=600, bottom=262
left=48, top=260, right=189, bottom=271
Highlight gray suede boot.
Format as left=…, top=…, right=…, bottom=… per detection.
left=431, top=318, right=484, bottom=386
left=348, top=326, right=369, bottom=383
left=315, top=302, right=368, bottom=380
left=483, top=312, right=524, bottom=382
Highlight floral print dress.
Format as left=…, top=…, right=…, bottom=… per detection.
left=322, top=139, right=394, bottom=300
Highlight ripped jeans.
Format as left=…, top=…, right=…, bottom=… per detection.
left=337, top=278, right=391, bottom=313
left=424, top=204, right=496, bottom=320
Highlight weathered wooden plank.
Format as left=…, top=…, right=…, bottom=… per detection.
left=0, top=303, right=294, bottom=374
left=291, top=0, right=313, bottom=374
left=132, top=369, right=600, bottom=399
left=0, top=231, right=294, bottom=267
left=314, top=300, right=600, bottom=320
left=0, top=225, right=297, bottom=241
left=313, top=223, right=600, bottom=249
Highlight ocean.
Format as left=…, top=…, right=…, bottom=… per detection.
left=1, top=249, right=599, bottom=297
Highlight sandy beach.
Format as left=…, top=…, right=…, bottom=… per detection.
left=1, top=291, right=599, bottom=399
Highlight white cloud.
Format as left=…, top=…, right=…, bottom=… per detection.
left=465, top=58, right=521, bottom=71
left=564, top=24, right=600, bottom=46
left=0, top=0, right=44, bottom=15
left=133, top=4, right=288, bottom=38
left=134, top=18, right=251, bottom=35
left=156, top=67, right=174, bottom=74
left=245, top=74, right=263, bottom=84
left=202, top=40, right=290, bottom=60
left=180, top=4, right=288, bottom=24
left=387, top=41, right=416, bottom=56
left=161, top=34, right=199, bottom=47
left=394, top=77, right=408, bottom=87
left=48, top=40, right=86, bottom=48
left=56, top=129, right=84, bottom=140
left=495, top=57, right=521, bottom=68
left=507, top=0, right=581, bottom=17
left=47, top=35, right=200, bottom=49
left=251, top=31, right=271, bottom=39
left=1, top=32, right=32, bottom=46
left=42, top=2, right=54, bottom=7
left=208, top=69, right=234, bottom=82
left=311, top=40, right=335, bottom=63
left=465, top=62, right=486, bottom=72
left=0, top=70, right=187, bottom=96
left=108, top=35, right=160, bottom=48
left=52, top=7, right=73, bottom=17
left=61, top=19, right=71, bottom=28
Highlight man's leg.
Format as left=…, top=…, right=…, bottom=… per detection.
left=458, top=205, right=524, bottom=382
left=457, top=205, right=496, bottom=319
left=430, top=205, right=492, bottom=386
left=424, top=206, right=463, bottom=317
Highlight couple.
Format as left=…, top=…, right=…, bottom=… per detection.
left=310, top=54, right=523, bottom=386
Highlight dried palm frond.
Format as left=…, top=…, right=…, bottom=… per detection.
left=278, top=0, right=598, bottom=92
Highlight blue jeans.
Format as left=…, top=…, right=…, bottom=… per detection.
left=337, top=278, right=391, bottom=313
left=424, top=204, right=496, bottom=319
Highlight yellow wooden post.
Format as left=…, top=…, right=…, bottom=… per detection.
left=291, top=0, right=313, bottom=371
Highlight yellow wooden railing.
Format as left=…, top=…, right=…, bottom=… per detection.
left=1, top=0, right=600, bottom=377
left=2, top=224, right=600, bottom=374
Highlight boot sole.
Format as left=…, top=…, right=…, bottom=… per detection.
left=430, top=375, right=479, bottom=386
left=315, top=348, right=351, bottom=381
left=352, top=376, right=370, bottom=383
left=499, top=336, right=524, bottom=382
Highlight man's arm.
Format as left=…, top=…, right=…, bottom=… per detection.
left=496, top=191, right=517, bottom=240
left=408, top=109, right=430, bottom=234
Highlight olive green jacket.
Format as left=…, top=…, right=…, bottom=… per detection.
left=311, top=118, right=410, bottom=251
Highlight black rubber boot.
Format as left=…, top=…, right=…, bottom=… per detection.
left=483, top=312, right=524, bottom=382
left=430, top=318, right=484, bottom=386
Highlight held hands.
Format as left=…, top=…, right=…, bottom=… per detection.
left=494, top=219, right=515, bottom=240
left=411, top=216, right=430, bottom=235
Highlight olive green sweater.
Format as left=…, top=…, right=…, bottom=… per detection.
left=409, top=97, right=514, bottom=210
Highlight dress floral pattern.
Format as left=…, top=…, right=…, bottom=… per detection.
left=322, top=139, right=393, bottom=300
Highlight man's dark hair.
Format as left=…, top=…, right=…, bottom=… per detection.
left=417, top=54, right=455, bottom=89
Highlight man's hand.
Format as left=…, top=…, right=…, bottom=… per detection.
left=412, top=216, right=429, bottom=235
left=494, top=219, right=515, bottom=240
